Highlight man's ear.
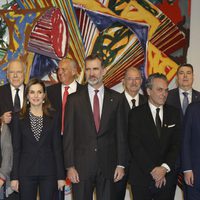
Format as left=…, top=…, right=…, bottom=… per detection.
left=146, top=88, right=151, bottom=96
left=103, top=67, right=107, bottom=76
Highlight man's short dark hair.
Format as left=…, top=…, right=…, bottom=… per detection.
left=177, top=63, right=193, bottom=74
left=85, top=54, right=104, bottom=68
left=146, top=73, right=168, bottom=89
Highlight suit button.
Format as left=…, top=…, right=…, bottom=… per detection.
left=94, top=148, right=98, bottom=152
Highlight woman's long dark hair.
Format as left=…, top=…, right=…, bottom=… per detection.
left=20, top=78, right=52, bottom=118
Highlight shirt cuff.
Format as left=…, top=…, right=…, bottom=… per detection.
left=161, top=163, right=170, bottom=173
left=117, top=165, right=125, bottom=169
left=184, top=170, right=192, bottom=173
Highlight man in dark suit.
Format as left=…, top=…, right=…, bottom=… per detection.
left=0, top=59, right=25, bottom=199
left=128, top=73, right=181, bottom=200
left=182, top=102, right=200, bottom=200
left=0, top=59, right=25, bottom=131
left=115, top=66, right=146, bottom=199
left=47, top=58, right=84, bottom=135
left=47, top=58, right=83, bottom=200
left=166, top=63, right=200, bottom=120
left=166, top=64, right=200, bottom=197
left=63, top=54, right=127, bottom=200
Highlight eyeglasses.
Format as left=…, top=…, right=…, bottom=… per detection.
left=8, top=71, right=23, bottom=75
left=125, top=77, right=142, bottom=81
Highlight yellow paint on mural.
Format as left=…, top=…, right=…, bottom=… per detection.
left=121, top=1, right=160, bottom=39
left=147, top=42, right=178, bottom=81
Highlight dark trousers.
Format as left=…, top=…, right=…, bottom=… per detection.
left=114, top=169, right=128, bottom=200
left=130, top=181, right=176, bottom=200
left=184, top=185, right=200, bottom=200
left=19, top=176, right=57, bottom=200
left=72, top=169, right=115, bottom=200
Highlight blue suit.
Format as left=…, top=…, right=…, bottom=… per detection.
left=182, top=102, right=200, bottom=199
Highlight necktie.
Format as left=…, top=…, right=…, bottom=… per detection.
left=93, top=90, right=100, bottom=132
left=131, top=99, right=136, bottom=109
left=155, top=108, right=161, bottom=138
left=14, top=88, right=20, bottom=112
left=61, top=86, right=69, bottom=134
left=182, top=92, right=189, bottom=115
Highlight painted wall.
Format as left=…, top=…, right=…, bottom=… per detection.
left=188, top=0, right=200, bottom=90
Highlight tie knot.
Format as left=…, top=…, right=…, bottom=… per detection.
left=65, top=86, right=69, bottom=91
left=183, top=92, right=188, bottom=97
left=94, top=90, right=99, bottom=95
left=156, top=108, right=160, bottom=113
left=16, top=88, right=19, bottom=93
left=131, top=99, right=136, bottom=107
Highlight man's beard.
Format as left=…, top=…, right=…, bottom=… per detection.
left=87, top=76, right=102, bottom=86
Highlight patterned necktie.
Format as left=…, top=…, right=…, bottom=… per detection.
left=93, top=90, right=100, bottom=132
left=14, top=88, right=20, bottom=112
left=61, top=86, right=69, bottom=134
left=182, top=92, right=189, bottom=115
left=155, top=108, right=161, bottom=138
left=131, top=99, right=136, bottom=109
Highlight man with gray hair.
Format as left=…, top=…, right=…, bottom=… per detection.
left=0, top=59, right=25, bottom=199
left=128, top=73, right=181, bottom=200
left=115, top=67, right=146, bottom=200
left=0, top=59, right=25, bottom=130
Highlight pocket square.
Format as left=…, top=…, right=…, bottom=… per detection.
left=167, top=124, right=176, bottom=128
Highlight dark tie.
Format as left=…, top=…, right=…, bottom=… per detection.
left=131, top=99, right=136, bottom=109
left=61, top=86, right=69, bottom=134
left=14, top=88, right=20, bottom=112
left=155, top=108, right=161, bottom=138
left=93, top=90, right=100, bottom=132
left=182, top=92, right=189, bottom=115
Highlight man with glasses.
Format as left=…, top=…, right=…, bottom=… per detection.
left=0, top=59, right=25, bottom=129
left=115, top=67, right=147, bottom=199
left=0, top=59, right=25, bottom=200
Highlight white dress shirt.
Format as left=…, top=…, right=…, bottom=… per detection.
left=88, top=84, right=104, bottom=117
left=124, top=91, right=139, bottom=108
left=10, top=84, right=24, bottom=108
left=179, top=88, right=192, bottom=108
left=61, top=80, right=78, bottom=100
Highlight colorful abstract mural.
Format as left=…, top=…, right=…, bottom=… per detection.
left=0, top=0, right=191, bottom=199
left=0, top=0, right=191, bottom=88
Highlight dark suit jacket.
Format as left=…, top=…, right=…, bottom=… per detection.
left=121, top=92, right=147, bottom=127
left=182, top=102, right=200, bottom=188
left=166, top=88, right=200, bottom=120
left=63, top=86, right=127, bottom=180
left=47, top=82, right=84, bottom=134
left=0, top=83, right=25, bottom=132
left=128, top=103, right=181, bottom=186
left=11, top=111, right=65, bottom=180
left=0, top=83, right=13, bottom=117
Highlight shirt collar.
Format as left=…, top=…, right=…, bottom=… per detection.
left=179, top=88, right=192, bottom=96
left=148, top=100, right=163, bottom=111
left=10, top=84, right=24, bottom=93
left=62, top=80, right=77, bottom=90
left=88, top=84, right=104, bottom=94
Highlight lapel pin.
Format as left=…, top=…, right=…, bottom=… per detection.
left=164, top=124, right=167, bottom=127
left=110, top=98, right=113, bottom=102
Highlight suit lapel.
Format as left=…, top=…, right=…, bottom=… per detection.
left=81, top=87, right=97, bottom=133
left=192, top=89, right=200, bottom=102
left=6, top=84, right=14, bottom=109
left=98, top=88, right=112, bottom=134
left=146, top=104, right=160, bottom=143
left=22, top=116, right=38, bottom=144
